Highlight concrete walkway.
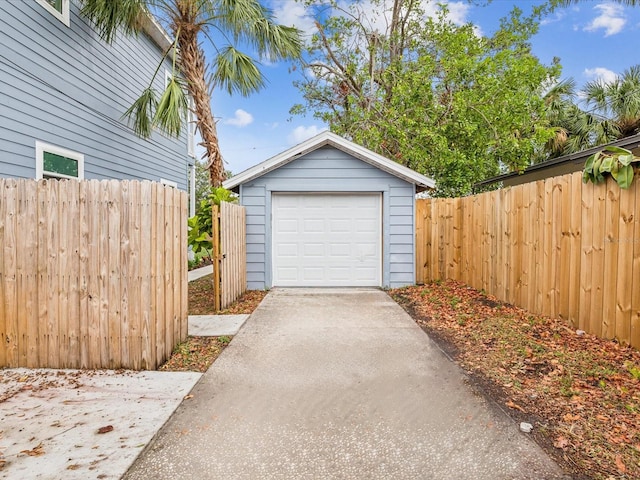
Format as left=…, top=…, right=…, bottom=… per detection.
left=124, top=288, right=567, bottom=480
left=188, top=265, right=212, bottom=282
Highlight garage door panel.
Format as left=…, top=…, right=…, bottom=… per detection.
left=328, top=267, right=351, bottom=280
left=273, top=193, right=381, bottom=287
left=276, top=243, right=298, bottom=257
left=303, top=219, right=324, bottom=232
left=278, top=267, right=299, bottom=281
left=329, top=243, right=350, bottom=256
left=302, top=267, right=324, bottom=281
left=276, top=219, right=298, bottom=233
left=329, top=219, right=350, bottom=232
left=303, top=243, right=325, bottom=257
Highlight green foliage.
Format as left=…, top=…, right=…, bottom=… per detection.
left=292, top=2, right=558, bottom=196
left=187, top=187, right=237, bottom=258
left=81, top=0, right=302, bottom=185
left=122, top=87, right=158, bottom=138
left=153, top=75, right=188, bottom=137
left=583, top=146, right=640, bottom=189
left=625, top=362, right=640, bottom=380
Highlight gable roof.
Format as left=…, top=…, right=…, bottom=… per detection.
left=223, top=131, right=436, bottom=192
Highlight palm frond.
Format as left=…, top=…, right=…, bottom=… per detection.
left=153, top=76, right=188, bottom=137
left=207, top=0, right=302, bottom=61
left=122, top=87, right=158, bottom=138
left=80, top=0, right=146, bottom=43
left=212, top=46, right=264, bottom=95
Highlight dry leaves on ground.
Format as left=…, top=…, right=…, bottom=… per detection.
left=159, top=336, right=231, bottom=373
left=188, top=274, right=267, bottom=315
left=391, top=280, right=640, bottom=480
left=167, top=279, right=268, bottom=372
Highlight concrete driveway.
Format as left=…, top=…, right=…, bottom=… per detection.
left=124, top=288, right=567, bottom=479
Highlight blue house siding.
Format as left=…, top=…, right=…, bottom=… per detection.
left=0, top=1, right=190, bottom=189
left=239, top=146, right=417, bottom=289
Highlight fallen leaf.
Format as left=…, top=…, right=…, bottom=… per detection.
left=67, top=464, right=80, bottom=470
left=554, top=436, right=570, bottom=449
left=505, top=400, right=526, bottom=412
left=97, top=425, right=113, bottom=434
left=20, top=442, right=44, bottom=456
left=184, top=394, right=194, bottom=400
left=615, top=455, right=626, bottom=474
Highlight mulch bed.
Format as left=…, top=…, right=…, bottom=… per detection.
left=391, top=280, right=640, bottom=480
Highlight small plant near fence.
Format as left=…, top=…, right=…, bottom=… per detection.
left=187, top=187, right=236, bottom=267
left=583, top=145, right=640, bottom=189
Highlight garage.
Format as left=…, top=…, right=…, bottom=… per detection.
left=223, top=131, right=435, bottom=290
left=272, top=193, right=381, bottom=287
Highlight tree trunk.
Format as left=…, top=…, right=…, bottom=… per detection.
left=172, top=2, right=224, bottom=186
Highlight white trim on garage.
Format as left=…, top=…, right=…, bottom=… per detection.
left=272, top=192, right=382, bottom=287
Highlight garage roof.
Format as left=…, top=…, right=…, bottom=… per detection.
left=223, top=131, right=436, bottom=192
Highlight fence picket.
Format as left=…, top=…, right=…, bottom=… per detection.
left=616, top=185, right=636, bottom=343
left=3, top=180, right=18, bottom=366
left=568, top=173, right=583, bottom=326
left=219, top=202, right=247, bottom=309
left=416, top=172, right=640, bottom=348
left=0, top=179, right=187, bottom=369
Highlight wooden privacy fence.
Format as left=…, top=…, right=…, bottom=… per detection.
left=0, top=178, right=188, bottom=370
left=416, top=171, right=640, bottom=348
left=212, top=201, right=246, bottom=311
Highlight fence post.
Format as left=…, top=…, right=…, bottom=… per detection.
left=212, top=203, right=221, bottom=311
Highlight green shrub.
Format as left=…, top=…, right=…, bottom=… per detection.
left=187, top=187, right=237, bottom=262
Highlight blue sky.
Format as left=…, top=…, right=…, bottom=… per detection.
left=207, top=1, right=640, bottom=175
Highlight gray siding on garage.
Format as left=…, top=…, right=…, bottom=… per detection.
left=0, top=1, right=190, bottom=189
left=239, top=146, right=416, bottom=289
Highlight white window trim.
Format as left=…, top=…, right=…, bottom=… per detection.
left=36, top=141, right=85, bottom=180
left=35, top=0, right=70, bottom=27
left=160, top=178, right=178, bottom=188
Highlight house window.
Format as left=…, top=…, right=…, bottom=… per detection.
left=36, top=0, right=70, bottom=27
left=36, top=141, right=84, bottom=180
left=160, top=178, right=178, bottom=188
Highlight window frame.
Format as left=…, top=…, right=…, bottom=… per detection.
left=35, top=0, right=70, bottom=27
left=160, top=178, right=178, bottom=188
left=36, top=141, right=85, bottom=180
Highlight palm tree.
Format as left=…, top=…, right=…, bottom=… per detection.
left=583, top=65, right=640, bottom=139
left=542, top=78, right=607, bottom=159
left=80, top=0, right=302, bottom=186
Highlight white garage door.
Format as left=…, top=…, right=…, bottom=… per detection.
left=272, top=193, right=382, bottom=287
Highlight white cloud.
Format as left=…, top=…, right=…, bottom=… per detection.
left=439, top=1, right=471, bottom=26
left=272, top=0, right=317, bottom=35
left=584, top=67, right=618, bottom=84
left=541, top=11, right=566, bottom=26
left=287, top=125, right=327, bottom=144
left=585, top=3, right=626, bottom=36
left=331, top=0, right=471, bottom=36
left=224, top=109, right=254, bottom=127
